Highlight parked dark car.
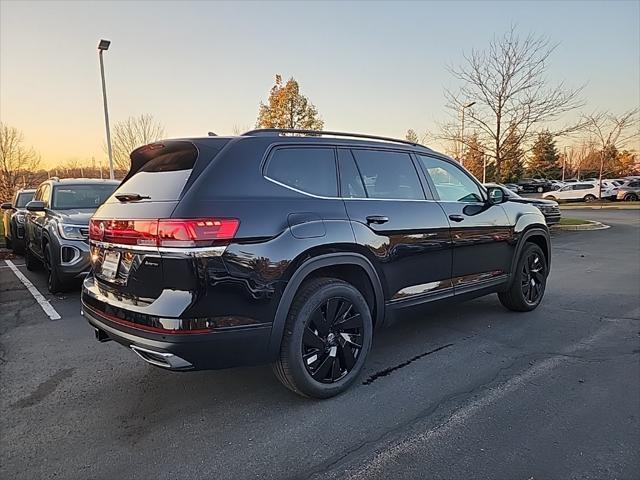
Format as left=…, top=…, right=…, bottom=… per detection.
left=1, top=188, right=36, bottom=252
left=484, top=183, right=561, bottom=225
left=24, top=178, right=119, bottom=292
left=517, top=178, right=553, bottom=193
left=82, top=129, right=551, bottom=398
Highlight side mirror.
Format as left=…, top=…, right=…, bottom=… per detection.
left=486, top=186, right=506, bottom=205
left=26, top=200, right=46, bottom=212
left=1, top=202, right=12, bottom=210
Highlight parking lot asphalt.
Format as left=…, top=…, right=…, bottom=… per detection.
left=1, top=209, right=639, bottom=480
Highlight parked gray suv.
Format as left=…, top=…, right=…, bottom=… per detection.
left=25, top=178, right=119, bottom=292
left=1, top=188, right=36, bottom=253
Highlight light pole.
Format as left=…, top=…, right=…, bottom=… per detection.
left=98, top=39, right=114, bottom=180
left=460, top=101, right=476, bottom=167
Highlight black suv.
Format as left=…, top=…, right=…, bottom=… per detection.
left=25, top=178, right=119, bottom=292
left=1, top=188, right=36, bottom=253
left=82, top=130, right=550, bottom=398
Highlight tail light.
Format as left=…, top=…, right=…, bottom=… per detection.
left=89, top=218, right=239, bottom=247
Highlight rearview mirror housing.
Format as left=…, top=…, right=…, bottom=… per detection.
left=486, top=186, right=506, bottom=205
left=0, top=202, right=12, bottom=210
left=26, top=200, right=46, bottom=212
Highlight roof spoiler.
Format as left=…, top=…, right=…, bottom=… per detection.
left=124, top=141, right=197, bottom=183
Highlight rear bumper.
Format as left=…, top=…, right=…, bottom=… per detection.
left=82, top=302, right=273, bottom=371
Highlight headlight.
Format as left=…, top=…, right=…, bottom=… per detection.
left=15, top=213, right=26, bottom=224
left=58, top=224, right=88, bottom=240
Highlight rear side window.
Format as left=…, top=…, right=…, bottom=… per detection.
left=114, top=142, right=200, bottom=202
left=351, top=149, right=424, bottom=200
left=338, top=149, right=366, bottom=198
left=266, top=147, right=337, bottom=197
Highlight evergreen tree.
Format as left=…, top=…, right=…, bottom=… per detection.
left=528, top=130, right=560, bottom=178
left=499, top=127, right=525, bottom=182
left=461, top=133, right=486, bottom=181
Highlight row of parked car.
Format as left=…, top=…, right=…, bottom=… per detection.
left=502, top=177, right=640, bottom=202
left=3, top=129, right=555, bottom=398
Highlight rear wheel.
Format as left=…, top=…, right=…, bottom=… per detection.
left=584, top=194, right=597, bottom=202
left=537, top=186, right=543, bottom=193
left=624, top=193, right=638, bottom=201
left=272, top=277, right=373, bottom=398
left=498, top=243, right=547, bottom=312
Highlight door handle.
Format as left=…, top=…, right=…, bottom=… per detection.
left=449, top=214, right=465, bottom=222
left=366, top=215, right=389, bottom=225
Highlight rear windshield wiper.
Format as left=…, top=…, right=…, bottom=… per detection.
left=115, top=193, right=151, bottom=202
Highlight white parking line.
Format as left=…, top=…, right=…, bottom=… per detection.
left=4, top=259, right=61, bottom=320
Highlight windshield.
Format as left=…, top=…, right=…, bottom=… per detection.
left=52, top=184, right=117, bottom=210
left=15, top=192, right=35, bottom=208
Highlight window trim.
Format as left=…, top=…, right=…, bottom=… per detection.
left=415, top=153, right=487, bottom=204
left=263, top=145, right=339, bottom=198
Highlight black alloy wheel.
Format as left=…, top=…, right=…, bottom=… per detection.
left=302, top=297, right=364, bottom=383
left=520, top=249, right=546, bottom=306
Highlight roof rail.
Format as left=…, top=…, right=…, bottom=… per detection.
left=241, top=128, right=425, bottom=148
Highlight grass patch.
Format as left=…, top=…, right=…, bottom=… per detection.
left=558, top=217, right=591, bottom=226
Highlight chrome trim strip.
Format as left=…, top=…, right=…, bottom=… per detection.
left=264, top=175, right=436, bottom=202
left=89, top=240, right=226, bottom=257
left=60, top=245, right=82, bottom=266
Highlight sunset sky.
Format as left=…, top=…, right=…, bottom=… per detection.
left=1, top=0, right=639, bottom=168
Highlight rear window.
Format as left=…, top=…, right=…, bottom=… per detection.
left=114, top=142, right=200, bottom=202
left=53, top=184, right=118, bottom=210
left=15, top=192, right=34, bottom=207
left=266, top=147, right=337, bottom=197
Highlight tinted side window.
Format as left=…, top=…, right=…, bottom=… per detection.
left=417, top=155, right=483, bottom=203
left=338, top=149, right=366, bottom=198
left=629, top=181, right=640, bottom=187
left=266, top=147, right=337, bottom=197
left=41, top=184, right=51, bottom=206
left=351, top=149, right=424, bottom=200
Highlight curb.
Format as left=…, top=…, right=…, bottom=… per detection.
left=552, top=221, right=610, bottom=231
left=559, top=205, right=640, bottom=210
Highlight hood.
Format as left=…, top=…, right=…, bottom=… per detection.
left=509, top=197, right=558, bottom=206
left=55, top=208, right=96, bottom=225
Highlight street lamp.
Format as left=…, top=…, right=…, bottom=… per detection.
left=460, top=101, right=476, bottom=167
left=98, top=39, right=114, bottom=180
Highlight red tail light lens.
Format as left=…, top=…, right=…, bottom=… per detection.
left=90, top=218, right=239, bottom=247
left=157, top=219, right=239, bottom=247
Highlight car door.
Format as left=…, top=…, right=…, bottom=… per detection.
left=416, top=155, right=514, bottom=292
left=339, top=148, right=453, bottom=303
left=29, top=183, right=50, bottom=259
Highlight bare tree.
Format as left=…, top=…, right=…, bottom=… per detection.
left=0, top=123, right=41, bottom=203
left=440, top=27, right=583, bottom=180
left=110, top=114, right=165, bottom=170
left=582, top=109, right=639, bottom=197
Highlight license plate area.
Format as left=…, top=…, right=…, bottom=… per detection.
left=101, top=251, right=121, bottom=280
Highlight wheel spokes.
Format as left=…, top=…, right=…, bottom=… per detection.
left=312, top=350, right=335, bottom=381
left=303, top=327, right=325, bottom=350
left=334, top=312, right=362, bottom=330
left=338, top=339, right=356, bottom=371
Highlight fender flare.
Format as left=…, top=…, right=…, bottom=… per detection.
left=267, top=252, right=385, bottom=357
left=508, top=226, right=551, bottom=286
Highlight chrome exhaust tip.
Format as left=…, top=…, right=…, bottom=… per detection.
left=130, top=345, right=193, bottom=370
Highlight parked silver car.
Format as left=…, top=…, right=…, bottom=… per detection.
left=616, top=179, right=640, bottom=201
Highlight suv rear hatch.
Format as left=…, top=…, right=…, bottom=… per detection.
left=83, top=139, right=235, bottom=331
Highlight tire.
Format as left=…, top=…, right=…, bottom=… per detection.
left=272, top=277, right=373, bottom=399
left=25, top=243, right=41, bottom=271
left=537, top=186, right=543, bottom=193
left=545, top=195, right=556, bottom=201
left=498, top=243, right=548, bottom=312
left=624, top=193, right=638, bottom=202
left=44, top=242, right=66, bottom=294
left=5, top=236, right=12, bottom=250
left=583, top=194, right=596, bottom=202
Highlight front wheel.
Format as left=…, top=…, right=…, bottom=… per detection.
left=624, top=193, right=638, bottom=202
left=44, top=242, right=66, bottom=294
left=584, top=194, right=597, bottom=202
left=498, top=243, right=548, bottom=312
left=25, top=244, right=41, bottom=271
left=545, top=195, right=557, bottom=201
left=537, top=186, right=544, bottom=193
left=272, top=277, right=373, bottom=398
